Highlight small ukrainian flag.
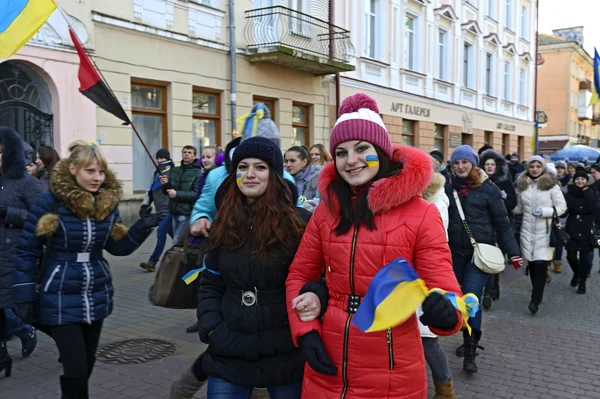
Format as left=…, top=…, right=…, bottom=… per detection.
left=366, top=155, right=379, bottom=168
left=236, top=173, right=242, bottom=184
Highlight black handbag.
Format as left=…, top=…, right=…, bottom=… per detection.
left=550, top=207, right=569, bottom=247
left=591, top=221, right=600, bottom=248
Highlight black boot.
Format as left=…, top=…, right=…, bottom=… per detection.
left=463, top=329, right=483, bottom=373
left=528, top=301, right=538, bottom=314
left=60, top=376, right=89, bottom=399
left=0, top=340, right=12, bottom=378
left=570, top=275, right=579, bottom=288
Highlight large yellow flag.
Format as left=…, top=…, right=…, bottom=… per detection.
left=0, top=0, right=57, bottom=58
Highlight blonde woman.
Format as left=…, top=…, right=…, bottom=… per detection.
left=13, top=140, right=162, bottom=397
left=309, top=143, right=332, bottom=166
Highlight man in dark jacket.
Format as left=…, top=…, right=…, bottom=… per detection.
left=139, top=149, right=175, bottom=271
left=160, top=145, right=202, bottom=245
left=430, top=150, right=451, bottom=181
left=509, top=152, right=525, bottom=180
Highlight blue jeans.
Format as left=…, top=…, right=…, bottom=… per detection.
left=149, top=213, right=173, bottom=265
left=172, top=214, right=189, bottom=245
left=5, top=309, right=31, bottom=339
left=452, top=252, right=489, bottom=331
left=207, top=377, right=301, bottom=399
left=554, top=246, right=563, bottom=261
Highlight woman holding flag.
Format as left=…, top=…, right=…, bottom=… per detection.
left=286, top=93, right=464, bottom=399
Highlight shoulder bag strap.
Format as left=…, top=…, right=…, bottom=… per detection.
left=453, top=190, right=477, bottom=247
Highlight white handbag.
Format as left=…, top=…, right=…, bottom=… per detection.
left=453, top=190, right=505, bottom=274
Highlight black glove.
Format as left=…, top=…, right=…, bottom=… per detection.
left=0, top=207, right=6, bottom=218
left=298, top=331, right=337, bottom=376
left=137, top=212, right=165, bottom=230
left=419, top=291, right=458, bottom=331
left=138, top=205, right=151, bottom=218
left=13, top=302, right=35, bottom=325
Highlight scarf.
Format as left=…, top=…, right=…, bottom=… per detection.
left=452, top=176, right=475, bottom=197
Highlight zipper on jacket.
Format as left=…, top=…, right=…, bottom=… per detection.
left=386, top=328, right=394, bottom=370
left=83, top=217, right=93, bottom=252
left=340, top=226, right=359, bottom=399
left=43, top=265, right=61, bottom=292
left=82, top=262, right=92, bottom=324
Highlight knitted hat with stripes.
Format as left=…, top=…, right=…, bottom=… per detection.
left=330, top=93, right=392, bottom=159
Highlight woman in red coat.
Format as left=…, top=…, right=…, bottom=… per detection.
left=285, top=93, right=464, bottom=399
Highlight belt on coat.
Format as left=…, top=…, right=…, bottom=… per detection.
left=46, top=251, right=104, bottom=263
left=330, top=294, right=363, bottom=313
left=223, top=287, right=285, bottom=307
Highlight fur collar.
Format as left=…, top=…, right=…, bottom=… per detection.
left=516, top=171, right=558, bottom=192
left=479, top=149, right=511, bottom=184
left=317, top=145, right=433, bottom=214
left=50, top=159, right=122, bottom=220
left=422, top=172, right=446, bottom=202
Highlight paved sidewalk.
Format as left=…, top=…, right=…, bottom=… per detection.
left=1, top=238, right=600, bottom=398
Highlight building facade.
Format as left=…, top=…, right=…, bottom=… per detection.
left=331, top=0, right=537, bottom=161
left=536, top=29, right=600, bottom=153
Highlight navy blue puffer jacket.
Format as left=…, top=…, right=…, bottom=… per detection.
left=13, top=159, right=153, bottom=326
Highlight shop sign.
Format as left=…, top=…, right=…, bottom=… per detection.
left=497, top=122, right=516, bottom=132
left=391, top=102, right=431, bottom=117
left=449, top=133, right=462, bottom=148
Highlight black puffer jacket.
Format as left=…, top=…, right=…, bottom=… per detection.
left=479, top=149, right=517, bottom=213
left=446, top=168, right=520, bottom=258
left=0, top=128, right=42, bottom=309
left=197, top=209, right=310, bottom=387
left=565, top=185, right=598, bottom=251
left=166, top=161, right=202, bottom=216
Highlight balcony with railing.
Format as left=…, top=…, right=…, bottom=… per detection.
left=244, top=6, right=355, bottom=75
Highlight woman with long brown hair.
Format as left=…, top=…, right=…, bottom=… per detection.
left=35, top=145, right=60, bottom=193
left=196, top=137, right=310, bottom=398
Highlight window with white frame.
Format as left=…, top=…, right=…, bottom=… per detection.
left=504, top=61, right=512, bottom=101
left=487, top=0, right=496, bottom=18
left=405, top=15, right=416, bottom=70
left=438, top=29, right=447, bottom=80
left=363, top=0, right=379, bottom=58
left=520, top=5, right=528, bottom=39
left=463, top=43, right=474, bottom=89
left=486, top=53, right=493, bottom=96
left=505, top=0, right=513, bottom=30
left=519, top=68, right=526, bottom=105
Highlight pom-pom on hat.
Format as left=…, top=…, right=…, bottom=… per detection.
left=330, top=93, right=392, bottom=159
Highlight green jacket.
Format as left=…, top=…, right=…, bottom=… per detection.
left=167, top=160, right=203, bottom=216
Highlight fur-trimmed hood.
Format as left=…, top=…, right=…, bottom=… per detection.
left=479, top=149, right=511, bottom=184
left=49, top=158, right=122, bottom=220
left=422, top=172, right=446, bottom=202
left=517, top=170, right=558, bottom=192
left=0, top=127, right=26, bottom=179
left=317, top=145, right=433, bottom=214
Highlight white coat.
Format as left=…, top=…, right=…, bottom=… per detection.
left=514, top=171, right=567, bottom=262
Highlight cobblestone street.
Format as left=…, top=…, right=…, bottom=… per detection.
left=1, top=239, right=599, bottom=398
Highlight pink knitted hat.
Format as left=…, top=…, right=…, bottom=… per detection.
left=330, top=93, right=392, bottom=159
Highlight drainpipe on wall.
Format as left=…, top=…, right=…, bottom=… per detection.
left=329, top=0, right=340, bottom=116
left=229, top=0, right=237, bottom=136
left=533, top=0, right=540, bottom=154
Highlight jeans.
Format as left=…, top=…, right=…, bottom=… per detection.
left=172, top=214, right=190, bottom=245
left=452, top=252, right=489, bottom=331
left=50, top=320, right=103, bottom=379
left=422, top=337, right=451, bottom=383
left=207, top=377, right=302, bottom=399
left=4, top=309, right=31, bottom=339
left=528, top=261, right=548, bottom=305
left=149, top=213, right=173, bottom=265
left=554, top=246, right=563, bottom=261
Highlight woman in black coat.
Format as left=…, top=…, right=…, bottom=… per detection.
left=479, top=149, right=517, bottom=310
left=565, top=170, right=598, bottom=294
left=197, top=137, right=310, bottom=398
left=0, top=127, right=42, bottom=378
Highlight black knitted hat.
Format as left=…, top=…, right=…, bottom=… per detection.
left=574, top=170, right=589, bottom=181
left=232, top=137, right=283, bottom=176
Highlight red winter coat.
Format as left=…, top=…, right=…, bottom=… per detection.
left=286, top=145, right=463, bottom=399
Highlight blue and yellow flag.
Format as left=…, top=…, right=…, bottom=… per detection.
left=0, top=0, right=57, bottom=58
left=236, top=104, right=266, bottom=140
left=353, top=258, right=479, bottom=334
left=589, top=48, right=600, bottom=107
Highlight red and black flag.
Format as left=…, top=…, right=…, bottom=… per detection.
left=69, top=27, right=130, bottom=125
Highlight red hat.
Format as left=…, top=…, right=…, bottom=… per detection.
left=330, top=93, right=392, bottom=159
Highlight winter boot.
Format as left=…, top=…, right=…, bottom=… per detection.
left=170, top=367, right=206, bottom=399
left=0, top=340, right=12, bottom=378
left=433, top=379, right=456, bottom=399
left=462, top=329, right=482, bottom=373
left=482, top=295, right=493, bottom=310
left=578, top=279, right=587, bottom=294
left=545, top=270, right=552, bottom=284
left=570, top=275, right=579, bottom=288
left=528, top=301, right=538, bottom=314
left=553, top=260, right=562, bottom=273
left=455, top=343, right=464, bottom=357
left=60, top=376, right=89, bottom=399
left=139, top=261, right=155, bottom=272
left=19, top=326, right=37, bottom=358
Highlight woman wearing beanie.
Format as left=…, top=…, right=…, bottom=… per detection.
left=13, top=140, right=162, bottom=397
left=446, top=145, right=521, bottom=373
left=196, top=137, right=311, bottom=398
left=564, top=170, right=598, bottom=294
left=514, top=156, right=566, bottom=314
left=479, top=149, right=517, bottom=310
left=286, top=93, right=463, bottom=399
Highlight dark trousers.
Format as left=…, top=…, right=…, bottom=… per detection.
left=567, top=250, right=591, bottom=282
left=192, top=351, right=208, bottom=381
left=529, top=261, right=548, bottom=305
left=483, top=273, right=500, bottom=300
left=50, top=320, right=104, bottom=379
left=452, top=252, right=489, bottom=331
left=0, top=310, right=5, bottom=340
